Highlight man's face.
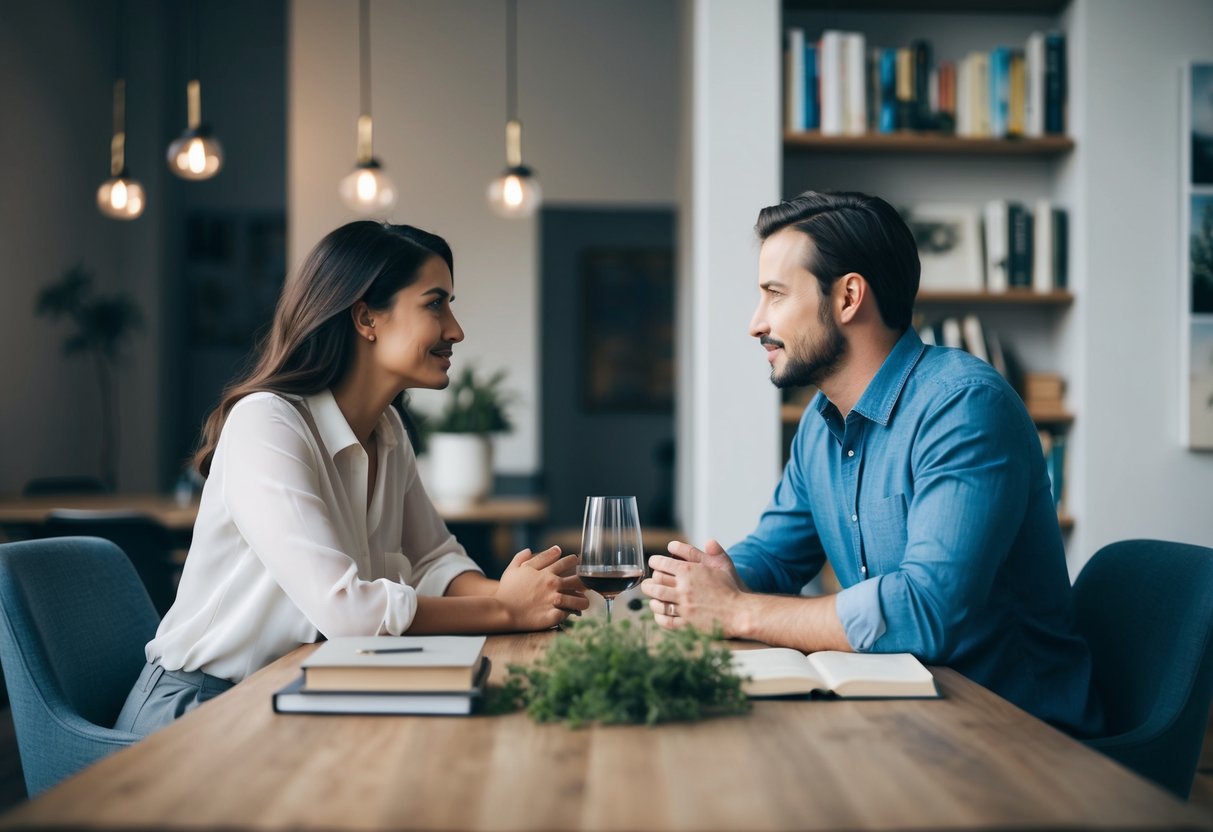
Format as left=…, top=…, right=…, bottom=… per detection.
left=749, top=228, right=847, bottom=389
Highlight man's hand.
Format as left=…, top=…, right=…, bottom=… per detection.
left=641, top=540, right=748, bottom=635
left=665, top=539, right=744, bottom=585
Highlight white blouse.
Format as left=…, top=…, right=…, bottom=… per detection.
left=146, top=389, right=482, bottom=682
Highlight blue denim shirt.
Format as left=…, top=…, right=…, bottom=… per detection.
left=731, top=329, right=1103, bottom=736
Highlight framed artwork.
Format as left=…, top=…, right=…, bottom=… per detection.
left=1192, top=64, right=1213, bottom=186
left=902, top=204, right=984, bottom=291
left=1182, top=64, right=1213, bottom=449
left=580, top=248, right=674, bottom=411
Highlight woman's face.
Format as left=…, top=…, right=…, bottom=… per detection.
left=370, top=255, right=464, bottom=390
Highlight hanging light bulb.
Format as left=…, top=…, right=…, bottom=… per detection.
left=487, top=0, right=542, bottom=218
left=167, top=0, right=222, bottom=180
left=97, top=78, right=146, bottom=220
left=487, top=119, right=542, bottom=218
left=340, top=0, right=397, bottom=215
left=167, top=79, right=223, bottom=179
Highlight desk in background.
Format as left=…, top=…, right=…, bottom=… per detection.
left=0, top=493, right=548, bottom=569
left=1, top=633, right=1207, bottom=832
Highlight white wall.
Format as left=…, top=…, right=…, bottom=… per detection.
left=0, top=1, right=165, bottom=495
left=677, top=0, right=782, bottom=547
left=289, top=0, right=680, bottom=475
left=1074, top=0, right=1213, bottom=564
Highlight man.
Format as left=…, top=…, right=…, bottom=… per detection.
left=642, top=190, right=1102, bottom=736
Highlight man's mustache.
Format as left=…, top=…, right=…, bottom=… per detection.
left=760, top=336, right=785, bottom=349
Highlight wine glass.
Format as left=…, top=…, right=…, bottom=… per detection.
left=577, top=496, right=646, bottom=624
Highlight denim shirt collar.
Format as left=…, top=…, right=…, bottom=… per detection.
left=815, top=328, right=926, bottom=428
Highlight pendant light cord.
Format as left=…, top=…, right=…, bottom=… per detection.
left=360, top=0, right=371, bottom=118
left=189, top=0, right=200, bottom=82
left=506, top=0, right=517, bottom=122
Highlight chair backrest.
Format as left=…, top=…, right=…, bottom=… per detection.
left=41, top=511, right=178, bottom=617
left=1072, top=538, right=1213, bottom=798
left=21, top=476, right=108, bottom=496
left=0, top=536, right=160, bottom=794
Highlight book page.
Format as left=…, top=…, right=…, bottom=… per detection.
left=731, top=648, right=828, bottom=696
left=807, top=651, right=937, bottom=698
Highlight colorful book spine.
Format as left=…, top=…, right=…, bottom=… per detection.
left=1044, top=31, right=1066, bottom=134
left=879, top=48, right=898, bottom=132
left=1008, top=202, right=1033, bottom=288
left=805, top=41, right=820, bottom=130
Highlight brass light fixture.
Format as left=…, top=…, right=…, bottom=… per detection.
left=487, top=0, right=541, bottom=218
left=339, top=0, right=397, bottom=214
left=166, top=0, right=223, bottom=180
left=97, top=2, right=145, bottom=220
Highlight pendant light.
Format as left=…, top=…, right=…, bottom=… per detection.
left=487, top=0, right=541, bottom=218
left=340, top=0, right=397, bottom=214
left=97, top=2, right=145, bottom=220
left=166, top=0, right=223, bottom=180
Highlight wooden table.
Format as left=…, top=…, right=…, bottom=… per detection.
left=0, top=493, right=201, bottom=531
left=2, top=634, right=1209, bottom=832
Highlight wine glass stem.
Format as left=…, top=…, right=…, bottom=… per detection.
left=605, top=598, right=613, bottom=624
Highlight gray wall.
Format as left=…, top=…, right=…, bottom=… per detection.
left=288, top=0, right=681, bottom=476
left=0, top=0, right=286, bottom=495
left=1076, top=0, right=1213, bottom=557
left=0, top=0, right=167, bottom=494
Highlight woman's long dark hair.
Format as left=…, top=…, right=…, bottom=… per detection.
left=193, top=221, right=453, bottom=476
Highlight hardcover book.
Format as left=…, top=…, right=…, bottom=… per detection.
left=731, top=649, right=939, bottom=699
left=301, top=635, right=487, bottom=692
left=274, top=658, right=491, bottom=716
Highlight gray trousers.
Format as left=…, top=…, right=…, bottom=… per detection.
left=114, top=661, right=235, bottom=737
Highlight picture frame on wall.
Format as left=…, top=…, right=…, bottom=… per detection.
left=1182, top=63, right=1213, bottom=449
left=902, top=204, right=984, bottom=292
left=580, top=248, right=674, bottom=412
left=1192, top=64, right=1213, bottom=186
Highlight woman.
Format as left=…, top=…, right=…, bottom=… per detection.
left=115, top=221, right=586, bottom=736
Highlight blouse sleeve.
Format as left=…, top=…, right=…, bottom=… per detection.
left=390, top=410, right=484, bottom=596
left=219, top=395, right=419, bottom=637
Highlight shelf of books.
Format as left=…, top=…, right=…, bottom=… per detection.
left=917, top=289, right=1072, bottom=305
left=780, top=0, right=1077, bottom=532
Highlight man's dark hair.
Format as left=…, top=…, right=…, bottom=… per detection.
left=755, top=190, right=920, bottom=332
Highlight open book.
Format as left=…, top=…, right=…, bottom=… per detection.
left=731, top=648, right=939, bottom=699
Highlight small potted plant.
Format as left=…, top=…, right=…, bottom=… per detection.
left=427, top=368, right=514, bottom=508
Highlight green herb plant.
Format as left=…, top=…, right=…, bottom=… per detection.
left=489, top=615, right=750, bottom=727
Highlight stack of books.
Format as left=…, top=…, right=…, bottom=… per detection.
left=1023, top=372, right=1067, bottom=419
left=273, top=635, right=489, bottom=716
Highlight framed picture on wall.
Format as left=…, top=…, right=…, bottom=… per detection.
left=580, top=248, right=674, bottom=412
left=1191, top=64, right=1213, bottom=186
left=1182, top=64, right=1213, bottom=449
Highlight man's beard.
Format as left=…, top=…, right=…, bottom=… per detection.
left=769, top=306, right=847, bottom=389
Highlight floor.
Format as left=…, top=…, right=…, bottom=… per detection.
left=0, top=705, right=1208, bottom=816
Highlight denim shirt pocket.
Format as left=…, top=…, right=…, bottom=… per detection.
left=860, top=493, right=909, bottom=575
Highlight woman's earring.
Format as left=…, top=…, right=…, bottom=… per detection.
left=368, top=334, right=376, bottom=342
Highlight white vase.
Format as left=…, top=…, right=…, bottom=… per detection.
left=427, top=433, right=493, bottom=509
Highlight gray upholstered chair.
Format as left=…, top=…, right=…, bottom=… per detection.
left=0, top=536, right=158, bottom=794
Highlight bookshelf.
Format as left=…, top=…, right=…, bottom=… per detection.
left=784, top=132, right=1074, bottom=156
left=780, top=0, right=1077, bottom=530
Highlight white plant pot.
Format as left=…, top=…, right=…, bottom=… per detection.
left=427, top=433, right=493, bottom=509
